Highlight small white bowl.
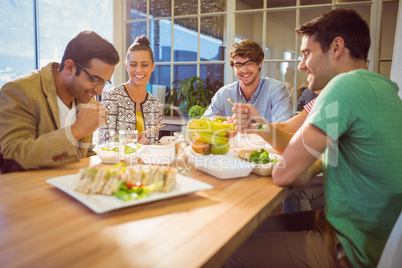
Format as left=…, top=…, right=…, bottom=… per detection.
left=251, top=163, right=275, bottom=176
left=93, top=145, right=119, bottom=164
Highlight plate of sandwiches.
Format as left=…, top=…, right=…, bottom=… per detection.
left=47, top=165, right=213, bottom=214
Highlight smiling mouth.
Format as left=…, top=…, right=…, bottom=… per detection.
left=135, top=75, right=145, bottom=79
left=307, top=72, right=313, bottom=80
left=241, top=74, right=251, bottom=78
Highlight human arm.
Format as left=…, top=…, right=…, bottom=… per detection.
left=231, top=103, right=308, bottom=154
left=203, top=94, right=224, bottom=118
left=202, top=86, right=236, bottom=118
left=269, top=83, right=293, bottom=123
left=71, top=102, right=108, bottom=141
left=98, top=90, right=118, bottom=145
left=0, top=81, right=93, bottom=172
left=272, top=123, right=328, bottom=187
left=143, top=95, right=163, bottom=144
left=274, top=109, right=308, bottom=133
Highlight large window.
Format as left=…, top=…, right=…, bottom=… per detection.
left=0, top=0, right=113, bottom=88
left=1, top=1, right=398, bottom=113
left=119, top=0, right=399, bottom=114
left=122, top=0, right=227, bottom=111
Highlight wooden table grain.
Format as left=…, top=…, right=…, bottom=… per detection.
left=0, top=156, right=289, bottom=268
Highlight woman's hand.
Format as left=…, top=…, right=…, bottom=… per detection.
left=138, top=131, right=148, bottom=145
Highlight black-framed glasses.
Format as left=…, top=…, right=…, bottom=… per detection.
left=232, top=60, right=256, bottom=69
left=75, top=62, right=111, bottom=87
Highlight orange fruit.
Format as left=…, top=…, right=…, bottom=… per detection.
left=191, top=140, right=210, bottom=154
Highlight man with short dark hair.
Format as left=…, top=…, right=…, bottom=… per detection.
left=224, top=9, right=402, bottom=267
left=203, top=39, right=292, bottom=123
left=0, top=30, right=120, bottom=173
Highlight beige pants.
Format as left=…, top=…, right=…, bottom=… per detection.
left=222, top=210, right=353, bottom=268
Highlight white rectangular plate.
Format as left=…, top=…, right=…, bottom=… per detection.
left=139, top=145, right=175, bottom=165
left=46, top=173, right=213, bottom=214
left=193, top=155, right=254, bottom=179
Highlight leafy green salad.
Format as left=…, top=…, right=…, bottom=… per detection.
left=114, top=181, right=150, bottom=201
left=101, top=144, right=141, bottom=154
left=249, top=149, right=278, bottom=165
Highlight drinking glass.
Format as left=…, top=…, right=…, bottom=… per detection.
left=174, top=127, right=191, bottom=173
left=106, top=129, right=118, bottom=148
left=232, top=132, right=245, bottom=152
left=119, top=130, right=139, bottom=165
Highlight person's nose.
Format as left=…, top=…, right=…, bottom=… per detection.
left=136, top=65, right=143, bottom=72
left=94, top=85, right=104, bottom=95
left=298, top=58, right=306, bottom=71
left=240, top=65, right=249, bottom=71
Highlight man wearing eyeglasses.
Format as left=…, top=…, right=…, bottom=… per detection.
left=203, top=39, right=292, bottom=123
left=0, top=30, right=120, bottom=173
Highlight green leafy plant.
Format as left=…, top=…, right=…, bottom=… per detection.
left=165, top=76, right=221, bottom=114
left=188, top=105, right=205, bottom=119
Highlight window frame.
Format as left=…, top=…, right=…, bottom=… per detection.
left=113, top=0, right=397, bottom=114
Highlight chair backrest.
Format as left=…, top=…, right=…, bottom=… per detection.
left=377, top=210, right=402, bottom=268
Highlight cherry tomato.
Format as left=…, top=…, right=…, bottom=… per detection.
left=126, top=182, right=133, bottom=189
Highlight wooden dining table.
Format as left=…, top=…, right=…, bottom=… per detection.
left=0, top=152, right=289, bottom=267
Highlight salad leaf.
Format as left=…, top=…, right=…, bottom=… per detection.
left=123, top=144, right=141, bottom=154
left=102, top=147, right=119, bottom=152
left=114, top=181, right=150, bottom=201
left=249, top=149, right=277, bottom=165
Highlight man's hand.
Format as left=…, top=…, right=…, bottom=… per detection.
left=71, top=101, right=108, bottom=141
left=230, top=103, right=266, bottom=132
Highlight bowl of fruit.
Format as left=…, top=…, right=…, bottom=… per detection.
left=184, top=116, right=236, bottom=156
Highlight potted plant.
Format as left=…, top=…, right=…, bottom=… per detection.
left=165, top=76, right=221, bottom=116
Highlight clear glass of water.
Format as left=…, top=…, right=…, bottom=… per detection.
left=174, top=127, right=191, bottom=173
left=119, top=130, right=139, bottom=165
left=107, top=129, right=118, bottom=148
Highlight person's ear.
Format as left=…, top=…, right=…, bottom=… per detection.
left=64, top=59, right=75, bottom=75
left=331, top=37, right=345, bottom=58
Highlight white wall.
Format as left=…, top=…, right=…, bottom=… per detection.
left=391, top=0, right=402, bottom=99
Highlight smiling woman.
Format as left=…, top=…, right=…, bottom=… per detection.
left=98, top=36, right=163, bottom=146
